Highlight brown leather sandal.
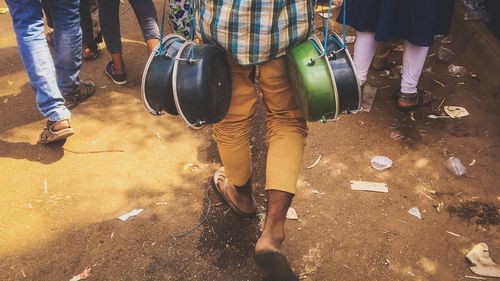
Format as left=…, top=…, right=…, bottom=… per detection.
left=38, top=119, right=74, bottom=144
left=213, top=167, right=257, bottom=218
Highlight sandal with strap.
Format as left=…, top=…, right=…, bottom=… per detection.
left=39, top=119, right=74, bottom=144
left=397, top=91, right=434, bottom=112
left=213, top=167, right=257, bottom=218
left=64, top=80, right=96, bottom=110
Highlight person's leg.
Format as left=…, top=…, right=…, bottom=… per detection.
left=401, top=40, right=429, bottom=94
left=129, top=0, right=160, bottom=54
left=80, top=0, right=99, bottom=60
left=6, top=0, right=72, bottom=142
left=398, top=40, right=430, bottom=108
left=97, top=0, right=127, bottom=83
left=89, top=0, right=102, bottom=45
left=212, top=60, right=259, bottom=215
left=48, top=0, right=95, bottom=109
left=47, top=0, right=82, bottom=96
left=353, top=31, right=377, bottom=85
left=6, top=0, right=70, bottom=123
left=254, top=57, right=307, bottom=280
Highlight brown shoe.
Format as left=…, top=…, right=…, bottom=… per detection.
left=38, top=119, right=74, bottom=144
left=397, top=92, right=434, bottom=112
left=213, top=167, right=257, bottom=218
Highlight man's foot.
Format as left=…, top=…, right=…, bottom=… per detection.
left=39, top=119, right=74, bottom=144
left=64, top=80, right=96, bottom=110
left=105, top=61, right=127, bottom=85
left=255, top=249, right=298, bottom=281
left=255, top=190, right=298, bottom=281
left=83, top=45, right=100, bottom=61
left=213, top=167, right=257, bottom=218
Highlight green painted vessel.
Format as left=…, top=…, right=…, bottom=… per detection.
left=286, top=35, right=339, bottom=122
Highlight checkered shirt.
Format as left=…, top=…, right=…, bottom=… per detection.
left=196, top=0, right=316, bottom=65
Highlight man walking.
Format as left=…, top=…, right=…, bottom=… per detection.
left=199, top=0, right=316, bottom=279
left=6, top=0, right=95, bottom=144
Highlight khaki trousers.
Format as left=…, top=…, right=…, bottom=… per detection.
left=212, top=57, right=307, bottom=194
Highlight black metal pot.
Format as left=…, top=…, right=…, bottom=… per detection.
left=173, top=41, right=232, bottom=129
left=325, top=33, right=362, bottom=113
left=141, top=34, right=186, bottom=116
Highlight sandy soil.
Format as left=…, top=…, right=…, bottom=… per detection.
left=0, top=1, right=498, bottom=280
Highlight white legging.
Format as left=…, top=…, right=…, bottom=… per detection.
left=353, top=31, right=429, bottom=94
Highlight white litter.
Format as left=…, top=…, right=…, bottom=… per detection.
left=444, top=106, right=470, bottom=118
left=311, top=189, right=325, bottom=195
left=350, top=181, right=388, bottom=193
left=306, top=156, right=322, bottom=169
left=464, top=276, right=487, bottom=280
left=118, top=208, right=144, bottom=221
left=286, top=207, right=299, bottom=220
left=466, top=243, right=500, bottom=278
left=408, top=207, right=423, bottom=220
left=446, top=231, right=461, bottom=237
left=370, top=156, right=393, bottom=171
left=69, top=266, right=91, bottom=281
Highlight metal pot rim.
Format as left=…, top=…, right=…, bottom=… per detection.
left=141, top=33, right=186, bottom=116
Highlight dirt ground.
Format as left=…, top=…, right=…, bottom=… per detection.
left=0, top=1, right=499, bottom=281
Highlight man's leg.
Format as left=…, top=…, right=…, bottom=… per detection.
left=6, top=0, right=73, bottom=143
left=46, top=0, right=82, bottom=95
left=48, top=0, right=95, bottom=108
left=255, top=57, right=307, bottom=281
left=6, top=0, right=70, bottom=123
left=212, top=61, right=259, bottom=216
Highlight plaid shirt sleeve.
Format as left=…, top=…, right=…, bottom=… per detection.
left=196, top=0, right=316, bottom=65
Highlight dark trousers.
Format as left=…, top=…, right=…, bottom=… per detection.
left=97, top=0, right=159, bottom=54
left=80, top=0, right=102, bottom=51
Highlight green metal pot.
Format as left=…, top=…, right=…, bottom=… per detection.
left=286, top=35, right=339, bottom=122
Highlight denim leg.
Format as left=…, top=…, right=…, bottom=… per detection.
left=6, top=0, right=70, bottom=122
left=46, top=0, right=82, bottom=96
left=129, top=0, right=160, bottom=41
left=97, top=0, right=122, bottom=54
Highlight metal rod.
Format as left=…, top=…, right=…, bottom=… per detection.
left=307, top=53, right=326, bottom=66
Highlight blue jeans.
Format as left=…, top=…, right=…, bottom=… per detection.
left=6, top=0, right=82, bottom=121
